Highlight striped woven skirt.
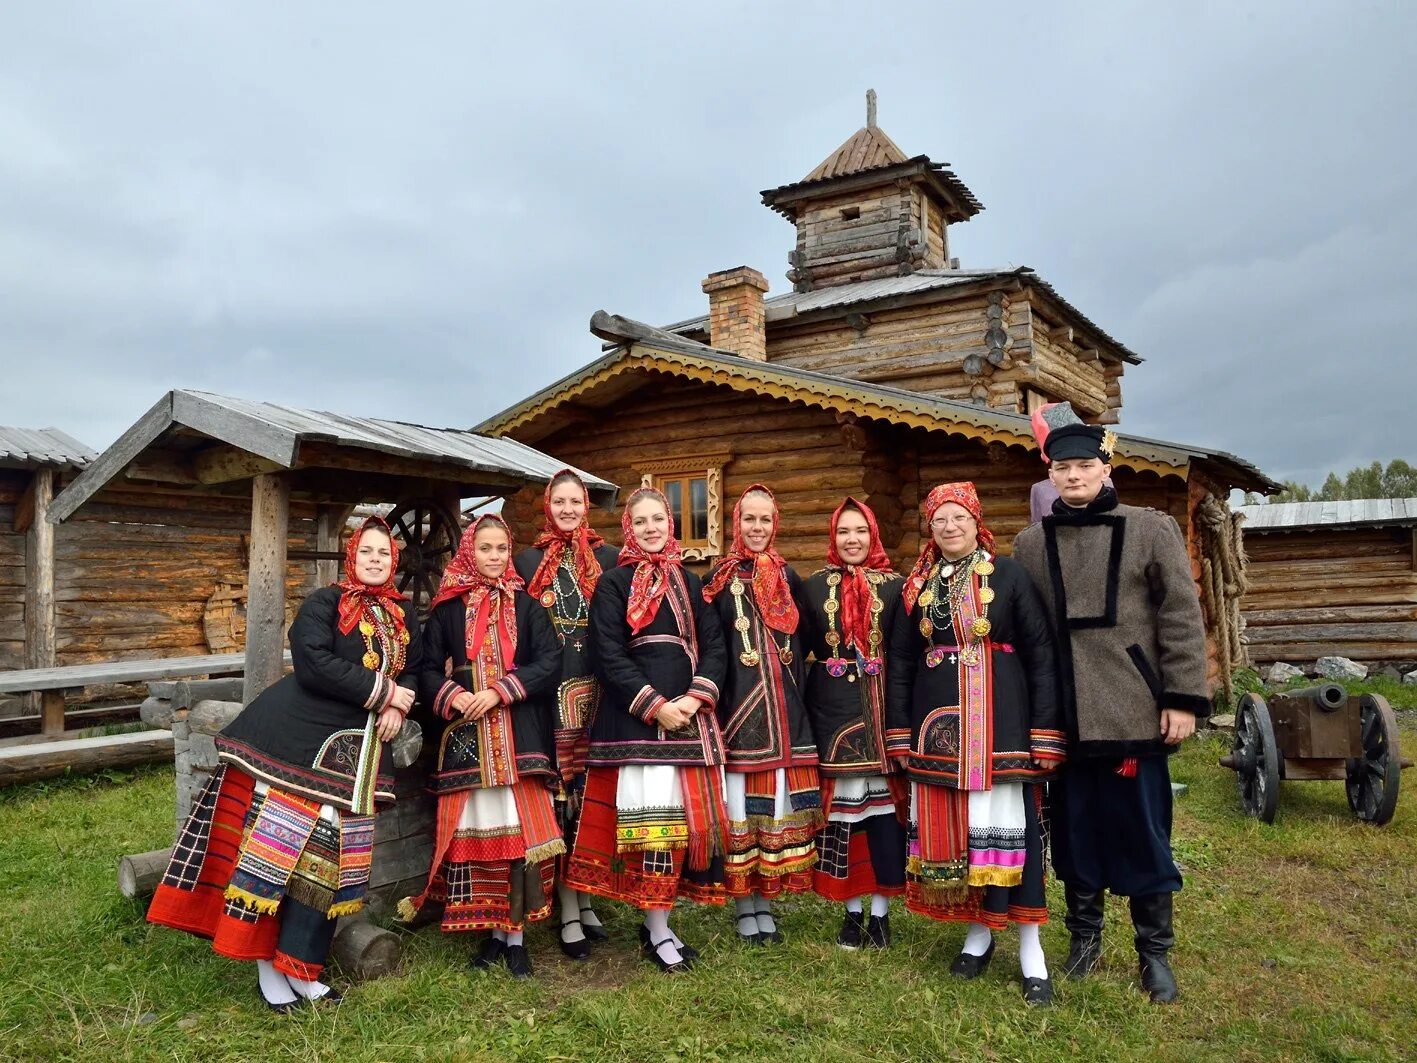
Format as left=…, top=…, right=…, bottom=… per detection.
left=147, top=765, right=374, bottom=980
left=564, top=764, right=728, bottom=911
left=723, top=766, right=824, bottom=898
left=812, top=774, right=908, bottom=901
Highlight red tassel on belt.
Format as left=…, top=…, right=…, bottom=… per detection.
left=1115, top=757, right=1138, bottom=778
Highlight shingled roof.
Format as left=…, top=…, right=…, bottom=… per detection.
left=0, top=426, right=95, bottom=470
left=802, top=122, right=911, bottom=182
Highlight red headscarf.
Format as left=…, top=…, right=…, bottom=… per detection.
left=617, top=487, right=685, bottom=634
left=335, top=516, right=408, bottom=640
left=902, top=481, right=997, bottom=614
left=431, top=515, right=524, bottom=668
left=526, top=469, right=607, bottom=601
left=703, top=484, right=800, bottom=635
left=825, top=497, right=894, bottom=653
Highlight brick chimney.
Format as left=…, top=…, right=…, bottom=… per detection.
left=702, top=266, right=769, bottom=361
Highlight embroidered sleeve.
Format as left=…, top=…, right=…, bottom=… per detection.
left=432, top=679, right=463, bottom=720
left=363, top=674, right=394, bottom=712
left=885, top=727, right=912, bottom=758
left=493, top=672, right=528, bottom=706
left=687, top=676, right=719, bottom=710
left=629, top=684, right=669, bottom=725
left=1029, top=727, right=1067, bottom=765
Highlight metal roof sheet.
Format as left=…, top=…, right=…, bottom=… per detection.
left=1236, top=498, right=1417, bottom=532
left=0, top=426, right=95, bottom=469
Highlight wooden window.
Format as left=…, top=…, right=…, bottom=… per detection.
left=637, top=451, right=731, bottom=561
left=655, top=474, right=711, bottom=548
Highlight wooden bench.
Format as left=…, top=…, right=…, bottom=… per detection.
left=0, top=652, right=290, bottom=737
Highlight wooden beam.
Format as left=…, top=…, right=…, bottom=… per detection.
left=40, top=690, right=67, bottom=737
left=294, top=441, right=529, bottom=489
left=1048, top=324, right=1074, bottom=344
left=12, top=476, right=35, bottom=533
left=124, top=452, right=198, bottom=485
left=192, top=445, right=284, bottom=485
left=1078, top=347, right=1101, bottom=363
left=242, top=473, right=291, bottom=705
left=24, top=469, right=57, bottom=725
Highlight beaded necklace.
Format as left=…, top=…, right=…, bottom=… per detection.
left=822, top=569, right=886, bottom=682
left=916, top=549, right=993, bottom=667
left=359, top=601, right=410, bottom=675
left=538, top=552, right=589, bottom=652
left=729, top=575, right=793, bottom=668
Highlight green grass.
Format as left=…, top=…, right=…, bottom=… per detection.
left=1, top=731, right=1414, bottom=1063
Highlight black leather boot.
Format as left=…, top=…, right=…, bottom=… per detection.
left=1130, top=892, right=1179, bottom=1003
left=1062, top=884, right=1105, bottom=979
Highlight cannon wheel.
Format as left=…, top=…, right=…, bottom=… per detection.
left=1231, top=692, right=1281, bottom=823
left=385, top=498, right=461, bottom=619
left=1346, top=694, right=1401, bottom=825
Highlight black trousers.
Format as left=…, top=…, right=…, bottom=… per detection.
left=1050, top=757, right=1182, bottom=897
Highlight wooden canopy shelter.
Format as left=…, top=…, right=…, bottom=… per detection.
left=49, top=389, right=616, bottom=705
left=1237, top=499, right=1417, bottom=668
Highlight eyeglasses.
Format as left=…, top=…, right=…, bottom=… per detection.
left=929, top=515, right=975, bottom=529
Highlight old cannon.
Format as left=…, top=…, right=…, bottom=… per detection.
left=1220, top=684, right=1409, bottom=825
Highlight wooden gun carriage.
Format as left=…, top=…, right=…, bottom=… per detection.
left=1220, top=684, right=1409, bottom=825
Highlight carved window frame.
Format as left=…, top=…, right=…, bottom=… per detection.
left=637, top=451, right=731, bottom=562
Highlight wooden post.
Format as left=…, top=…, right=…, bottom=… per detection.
left=25, top=470, right=58, bottom=732
left=316, top=505, right=344, bottom=587
left=242, top=473, right=290, bottom=706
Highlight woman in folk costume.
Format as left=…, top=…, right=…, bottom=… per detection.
left=703, top=484, right=822, bottom=945
left=802, top=498, right=908, bottom=950
left=512, top=469, right=622, bottom=959
left=148, top=517, right=419, bottom=1012
left=563, top=487, right=729, bottom=974
left=398, top=514, right=562, bottom=980
left=885, top=482, right=1066, bottom=1006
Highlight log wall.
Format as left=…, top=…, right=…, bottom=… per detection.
left=0, top=475, right=318, bottom=718
left=1240, top=526, right=1417, bottom=667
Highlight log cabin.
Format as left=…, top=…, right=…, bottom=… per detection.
left=478, top=95, right=1278, bottom=699
left=1236, top=499, right=1417, bottom=670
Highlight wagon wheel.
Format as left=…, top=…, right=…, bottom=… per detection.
left=1345, top=694, right=1401, bottom=826
left=385, top=497, right=461, bottom=619
left=1231, top=692, right=1281, bottom=823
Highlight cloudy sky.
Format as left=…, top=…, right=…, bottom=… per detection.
left=1, top=2, right=1412, bottom=488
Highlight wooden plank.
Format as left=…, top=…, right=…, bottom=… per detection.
left=192, top=445, right=284, bottom=485
left=242, top=473, right=290, bottom=705
left=0, top=651, right=290, bottom=693
left=39, top=690, right=66, bottom=736
left=172, top=391, right=298, bottom=466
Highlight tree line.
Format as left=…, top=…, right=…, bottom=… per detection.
left=1244, top=460, right=1417, bottom=505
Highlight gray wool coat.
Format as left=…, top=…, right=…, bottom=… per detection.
left=1013, top=488, right=1211, bottom=759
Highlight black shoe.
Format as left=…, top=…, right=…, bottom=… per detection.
left=559, top=919, right=592, bottom=960
left=1062, top=884, right=1105, bottom=980
left=864, top=914, right=891, bottom=950
left=1130, top=893, right=1179, bottom=1004
left=1021, top=976, right=1053, bottom=1007
left=642, top=936, right=691, bottom=974
left=637, top=923, right=699, bottom=964
left=758, top=926, right=785, bottom=946
left=579, top=907, right=610, bottom=943
left=471, top=937, right=506, bottom=970
left=735, top=913, right=763, bottom=945
left=504, top=945, right=534, bottom=980
left=308, top=986, right=343, bottom=1006
left=949, top=939, right=995, bottom=979
left=837, top=910, right=865, bottom=950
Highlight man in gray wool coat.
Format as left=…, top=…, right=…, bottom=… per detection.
left=1013, top=406, right=1211, bottom=1005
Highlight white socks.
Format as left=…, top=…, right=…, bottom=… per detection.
left=256, top=959, right=297, bottom=1006
left=282, top=971, right=333, bottom=1001
left=870, top=894, right=890, bottom=918
left=962, top=922, right=993, bottom=957
left=504, top=929, right=525, bottom=947
left=753, top=895, right=776, bottom=936
left=845, top=898, right=864, bottom=915
left=735, top=897, right=759, bottom=937
left=558, top=882, right=586, bottom=944
left=491, top=928, right=507, bottom=943
left=1018, top=923, right=1048, bottom=980
left=643, top=907, right=684, bottom=964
